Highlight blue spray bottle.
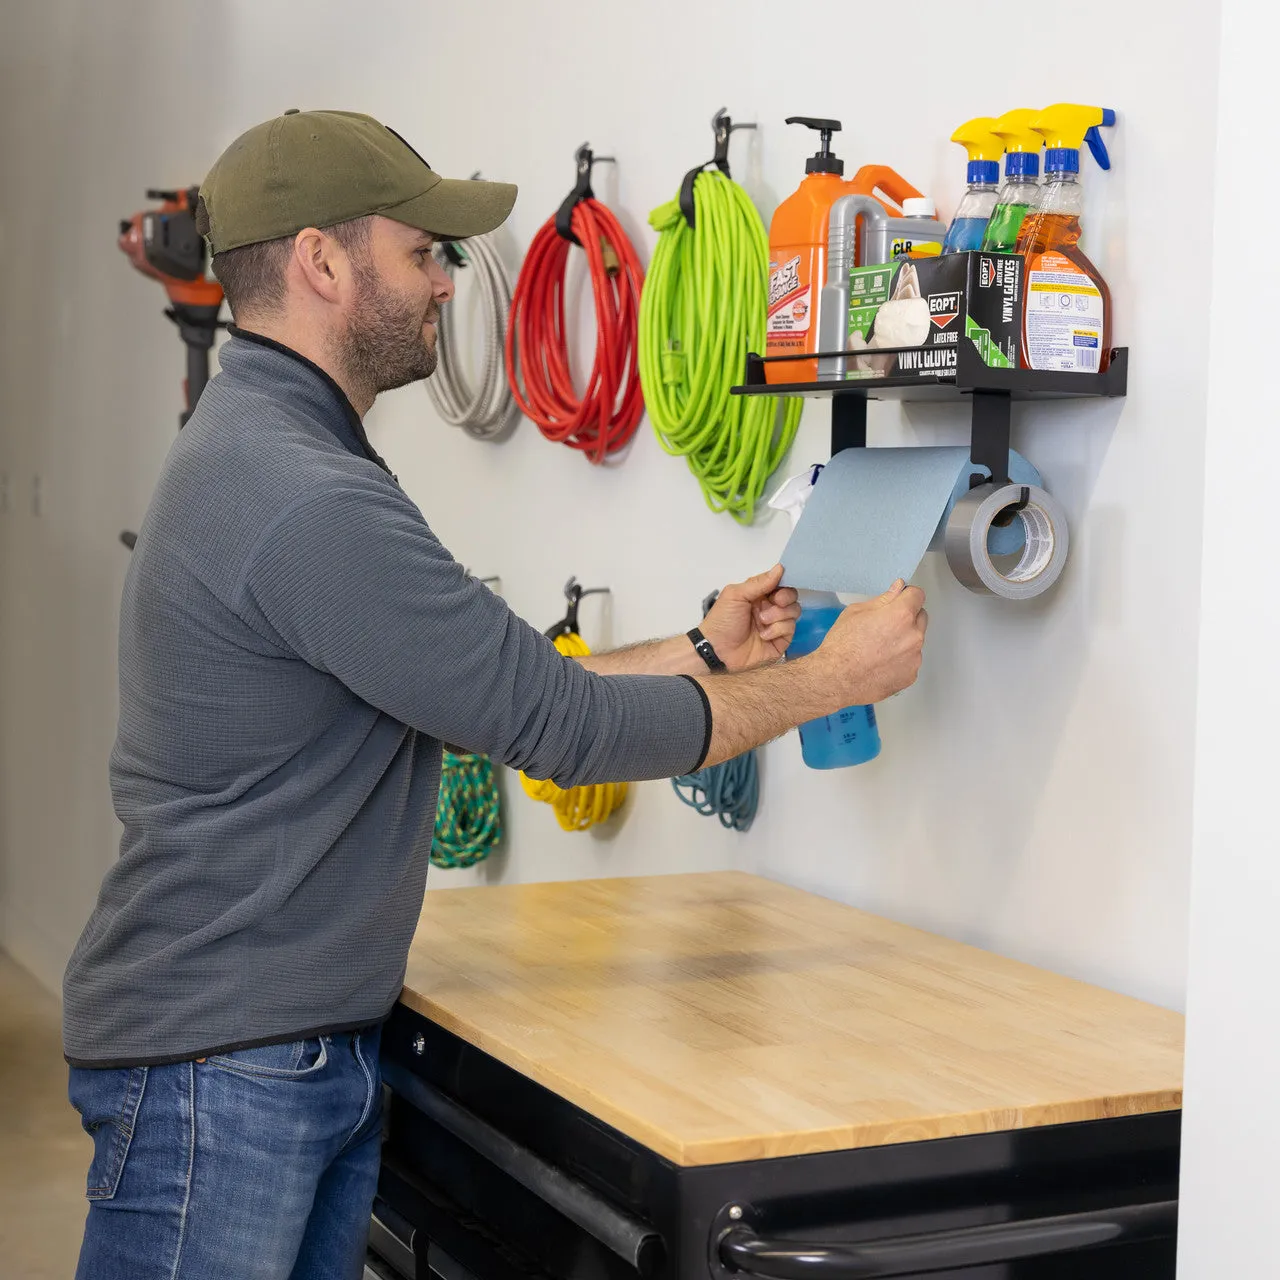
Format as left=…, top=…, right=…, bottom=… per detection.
left=785, top=591, right=881, bottom=769
left=942, top=118, right=1004, bottom=254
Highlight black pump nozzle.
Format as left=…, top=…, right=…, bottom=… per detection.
left=785, top=116, right=844, bottom=176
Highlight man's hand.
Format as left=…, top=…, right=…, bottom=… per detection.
left=692, top=579, right=928, bottom=766
left=700, top=564, right=802, bottom=672
left=816, top=580, right=928, bottom=705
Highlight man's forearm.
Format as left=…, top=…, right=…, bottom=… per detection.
left=693, top=657, right=835, bottom=766
left=574, top=634, right=706, bottom=677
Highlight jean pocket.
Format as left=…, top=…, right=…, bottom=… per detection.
left=205, top=1036, right=329, bottom=1080
left=68, top=1065, right=148, bottom=1201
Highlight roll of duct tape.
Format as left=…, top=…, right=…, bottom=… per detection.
left=944, top=482, right=1070, bottom=599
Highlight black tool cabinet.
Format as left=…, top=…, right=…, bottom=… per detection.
left=370, top=1002, right=1177, bottom=1280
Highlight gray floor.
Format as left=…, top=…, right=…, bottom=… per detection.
left=0, top=953, right=90, bottom=1278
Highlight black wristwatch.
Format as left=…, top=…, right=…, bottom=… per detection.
left=687, top=627, right=727, bottom=673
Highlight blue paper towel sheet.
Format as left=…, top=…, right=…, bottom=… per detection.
left=780, top=446, right=1042, bottom=596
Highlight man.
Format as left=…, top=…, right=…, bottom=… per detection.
left=63, top=110, right=927, bottom=1279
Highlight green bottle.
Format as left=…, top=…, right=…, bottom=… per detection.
left=981, top=110, right=1042, bottom=252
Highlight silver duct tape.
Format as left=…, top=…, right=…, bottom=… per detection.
left=944, top=482, right=1070, bottom=599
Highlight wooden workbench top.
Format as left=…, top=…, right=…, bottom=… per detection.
left=399, top=872, right=1183, bottom=1167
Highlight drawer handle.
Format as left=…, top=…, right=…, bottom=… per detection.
left=382, top=1060, right=663, bottom=1276
left=718, top=1200, right=1177, bottom=1279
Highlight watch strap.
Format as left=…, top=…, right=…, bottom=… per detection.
left=687, top=627, right=727, bottom=673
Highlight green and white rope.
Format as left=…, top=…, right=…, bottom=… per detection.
left=431, top=750, right=502, bottom=869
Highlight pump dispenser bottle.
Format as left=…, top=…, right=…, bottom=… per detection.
left=766, top=118, right=849, bottom=384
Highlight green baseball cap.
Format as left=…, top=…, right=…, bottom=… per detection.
left=196, top=109, right=517, bottom=254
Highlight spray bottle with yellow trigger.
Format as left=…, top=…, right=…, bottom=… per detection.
left=982, top=109, right=1043, bottom=252
left=941, top=118, right=1003, bottom=254
left=1015, top=104, right=1116, bottom=372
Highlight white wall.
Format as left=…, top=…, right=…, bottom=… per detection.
left=1178, top=0, right=1280, bottom=1272
left=0, top=0, right=237, bottom=991
left=1, top=0, right=1215, bottom=1010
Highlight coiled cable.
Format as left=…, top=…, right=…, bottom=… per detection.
left=672, top=749, right=759, bottom=833
left=505, top=199, right=645, bottom=464
left=427, top=236, right=515, bottom=439
left=520, top=631, right=629, bottom=830
left=432, top=750, right=503, bottom=869
left=639, top=170, right=802, bottom=522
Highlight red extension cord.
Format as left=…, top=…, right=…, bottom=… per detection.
left=504, top=199, right=645, bottom=464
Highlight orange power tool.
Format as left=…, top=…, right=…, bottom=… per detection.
left=117, top=186, right=225, bottom=428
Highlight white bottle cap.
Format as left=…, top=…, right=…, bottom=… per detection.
left=902, top=196, right=937, bottom=217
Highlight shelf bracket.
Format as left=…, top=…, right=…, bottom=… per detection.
left=969, top=389, right=1012, bottom=487
left=830, top=395, right=867, bottom=455
left=830, top=387, right=1011, bottom=483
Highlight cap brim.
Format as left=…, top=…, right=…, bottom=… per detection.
left=383, top=177, right=517, bottom=241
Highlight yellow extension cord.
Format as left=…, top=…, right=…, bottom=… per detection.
left=519, top=632, right=628, bottom=831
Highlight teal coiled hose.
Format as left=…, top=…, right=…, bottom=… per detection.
left=431, top=750, right=503, bottom=869
left=672, top=749, right=759, bottom=833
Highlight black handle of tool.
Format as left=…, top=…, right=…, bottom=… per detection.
left=166, top=302, right=222, bottom=427
left=382, top=1060, right=663, bottom=1276
left=185, top=341, right=209, bottom=423
left=718, top=1200, right=1177, bottom=1279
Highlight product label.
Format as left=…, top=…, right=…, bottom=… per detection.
left=964, top=315, right=1013, bottom=368
left=842, top=253, right=1022, bottom=378
left=767, top=254, right=812, bottom=337
left=889, top=236, right=943, bottom=260
left=1024, top=251, right=1104, bottom=371
left=929, top=292, right=961, bottom=328
left=847, top=264, right=895, bottom=342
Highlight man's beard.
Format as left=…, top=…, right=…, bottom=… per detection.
left=338, top=261, right=439, bottom=400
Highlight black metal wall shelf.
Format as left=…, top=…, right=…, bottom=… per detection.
left=731, top=342, right=1128, bottom=483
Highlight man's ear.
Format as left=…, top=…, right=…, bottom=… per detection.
left=291, top=228, right=343, bottom=304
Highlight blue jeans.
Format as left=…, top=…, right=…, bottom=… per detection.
left=68, top=1027, right=382, bottom=1279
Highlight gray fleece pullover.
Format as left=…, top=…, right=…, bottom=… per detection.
left=62, top=330, right=710, bottom=1067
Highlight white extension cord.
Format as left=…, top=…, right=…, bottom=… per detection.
left=427, top=235, right=515, bottom=440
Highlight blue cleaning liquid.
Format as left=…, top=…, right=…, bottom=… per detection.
left=942, top=216, right=989, bottom=254
left=786, top=605, right=882, bottom=769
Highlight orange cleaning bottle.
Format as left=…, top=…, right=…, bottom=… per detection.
left=766, top=118, right=850, bottom=384
left=1014, top=105, right=1116, bottom=372
left=766, top=121, right=926, bottom=384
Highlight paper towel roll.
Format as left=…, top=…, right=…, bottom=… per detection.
left=779, top=446, right=1055, bottom=598
left=929, top=448, right=1042, bottom=557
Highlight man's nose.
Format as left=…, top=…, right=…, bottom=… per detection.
left=428, top=255, right=456, bottom=304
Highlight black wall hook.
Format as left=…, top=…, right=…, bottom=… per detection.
left=555, top=144, right=616, bottom=245
left=679, top=108, right=758, bottom=228
left=546, top=576, right=610, bottom=638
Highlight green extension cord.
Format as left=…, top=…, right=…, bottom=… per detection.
left=639, top=170, right=803, bottom=523
left=431, top=750, right=502, bottom=869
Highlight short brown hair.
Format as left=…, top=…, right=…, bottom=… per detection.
left=210, top=216, right=373, bottom=319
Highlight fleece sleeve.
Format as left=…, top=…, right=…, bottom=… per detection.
left=237, top=476, right=711, bottom=787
